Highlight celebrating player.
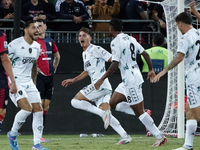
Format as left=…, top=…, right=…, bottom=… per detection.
left=36, top=19, right=60, bottom=143
left=152, top=11, right=200, bottom=150
left=95, top=18, right=167, bottom=147
left=7, top=20, right=50, bottom=150
left=0, top=31, right=17, bottom=132
left=62, top=27, right=132, bottom=145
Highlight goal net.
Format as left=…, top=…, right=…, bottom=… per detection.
left=140, top=0, right=200, bottom=137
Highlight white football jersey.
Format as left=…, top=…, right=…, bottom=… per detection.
left=111, top=33, right=144, bottom=87
left=8, top=37, right=41, bottom=81
left=82, top=44, right=112, bottom=90
left=177, top=28, right=200, bottom=84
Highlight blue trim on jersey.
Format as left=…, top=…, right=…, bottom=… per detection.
left=44, top=36, right=55, bottom=75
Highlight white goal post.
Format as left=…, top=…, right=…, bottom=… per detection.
left=139, top=0, right=200, bottom=138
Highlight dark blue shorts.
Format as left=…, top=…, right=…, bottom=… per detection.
left=36, top=73, right=53, bottom=100
left=0, top=88, right=9, bottom=109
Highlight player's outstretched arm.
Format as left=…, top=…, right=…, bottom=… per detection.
left=61, top=71, right=88, bottom=87
left=94, top=61, right=119, bottom=90
left=152, top=52, right=184, bottom=83
left=1, top=53, right=17, bottom=94
left=189, top=1, right=200, bottom=23
left=141, top=51, right=155, bottom=82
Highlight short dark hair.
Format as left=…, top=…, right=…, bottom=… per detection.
left=79, top=27, right=92, bottom=37
left=153, top=33, right=165, bottom=46
left=35, top=19, right=46, bottom=24
left=175, top=12, right=192, bottom=25
left=23, top=20, right=36, bottom=30
left=109, top=18, right=123, bottom=32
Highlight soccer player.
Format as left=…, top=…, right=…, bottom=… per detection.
left=152, top=11, right=200, bottom=150
left=61, top=27, right=132, bottom=144
left=0, top=31, right=17, bottom=132
left=36, top=19, right=60, bottom=143
left=7, top=20, right=50, bottom=150
left=94, top=18, right=167, bottom=147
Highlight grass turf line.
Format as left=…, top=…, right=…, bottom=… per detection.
left=1, top=134, right=200, bottom=150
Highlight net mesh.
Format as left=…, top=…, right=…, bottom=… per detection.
left=140, top=0, right=200, bottom=137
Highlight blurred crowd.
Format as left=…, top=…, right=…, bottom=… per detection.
left=0, top=0, right=166, bottom=36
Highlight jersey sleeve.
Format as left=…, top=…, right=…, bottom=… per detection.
left=110, top=39, right=121, bottom=62
left=177, top=36, right=189, bottom=55
left=93, top=46, right=111, bottom=62
left=0, top=33, right=8, bottom=55
left=8, top=41, right=16, bottom=59
left=52, top=40, right=58, bottom=53
left=36, top=43, right=42, bottom=59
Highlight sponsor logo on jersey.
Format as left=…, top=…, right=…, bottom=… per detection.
left=102, top=50, right=107, bottom=56
left=21, top=47, right=24, bottom=49
left=49, top=42, right=52, bottom=46
left=22, top=57, right=36, bottom=64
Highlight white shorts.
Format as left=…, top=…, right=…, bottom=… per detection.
left=115, top=82, right=143, bottom=105
left=9, top=80, right=41, bottom=107
left=80, top=84, right=112, bottom=107
left=186, top=83, right=200, bottom=109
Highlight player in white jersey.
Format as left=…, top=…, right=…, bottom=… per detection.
left=7, top=20, right=50, bottom=150
left=95, top=18, right=167, bottom=147
left=61, top=27, right=132, bottom=144
left=153, top=6, right=200, bottom=150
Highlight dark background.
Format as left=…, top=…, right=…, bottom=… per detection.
left=1, top=43, right=167, bottom=135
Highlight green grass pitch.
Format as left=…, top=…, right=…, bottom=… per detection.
left=1, top=134, right=200, bottom=150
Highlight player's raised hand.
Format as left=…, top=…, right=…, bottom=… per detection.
left=94, top=79, right=104, bottom=90
left=61, top=79, right=75, bottom=87
left=151, top=70, right=166, bottom=83
left=147, top=70, right=156, bottom=82
left=188, top=1, right=196, bottom=13
left=10, top=82, right=17, bottom=94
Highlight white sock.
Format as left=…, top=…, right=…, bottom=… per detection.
left=10, top=109, right=31, bottom=136
left=32, top=111, right=43, bottom=145
left=115, top=102, right=135, bottom=115
left=109, top=115, right=127, bottom=137
left=71, top=99, right=105, bottom=117
left=139, top=112, right=163, bottom=139
left=183, top=120, right=197, bottom=149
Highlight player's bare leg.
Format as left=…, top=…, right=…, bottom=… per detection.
left=71, top=92, right=111, bottom=129
left=110, top=91, right=135, bottom=115
left=130, top=101, right=167, bottom=146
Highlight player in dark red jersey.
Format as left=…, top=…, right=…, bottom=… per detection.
left=0, top=31, right=17, bottom=132
left=36, top=19, right=60, bottom=142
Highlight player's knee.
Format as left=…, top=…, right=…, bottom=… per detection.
left=109, top=101, right=116, bottom=109
left=71, top=99, right=79, bottom=108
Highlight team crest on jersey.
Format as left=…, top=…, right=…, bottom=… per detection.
left=29, top=48, right=32, bottom=53
left=4, top=41, right=8, bottom=49
left=18, top=90, right=23, bottom=95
